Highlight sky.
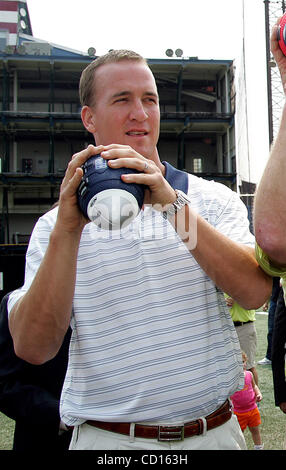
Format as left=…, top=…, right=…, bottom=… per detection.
left=26, top=0, right=246, bottom=60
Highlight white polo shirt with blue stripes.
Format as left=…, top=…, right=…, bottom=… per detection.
left=8, top=171, right=253, bottom=426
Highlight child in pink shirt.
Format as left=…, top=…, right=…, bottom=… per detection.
left=231, top=351, right=264, bottom=450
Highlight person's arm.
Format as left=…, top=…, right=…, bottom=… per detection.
left=272, top=290, right=286, bottom=409
left=254, top=19, right=286, bottom=265
left=250, top=374, right=262, bottom=402
left=254, top=105, right=286, bottom=265
left=9, top=145, right=102, bottom=365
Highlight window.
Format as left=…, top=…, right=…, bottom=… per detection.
left=193, top=157, right=203, bottom=173
left=0, top=31, right=8, bottom=52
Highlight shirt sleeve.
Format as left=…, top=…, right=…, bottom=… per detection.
left=210, top=184, right=255, bottom=248
left=255, top=243, right=286, bottom=278
left=255, top=242, right=286, bottom=303
left=188, top=175, right=255, bottom=248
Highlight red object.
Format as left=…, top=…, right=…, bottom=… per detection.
left=278, top=13, right=286, bottom=55
left=0, top=2, right=18, bottom=12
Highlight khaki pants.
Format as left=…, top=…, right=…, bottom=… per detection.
left=69, top=414, right=246, bottom=450
left=235, top=321, right=257, bottom=369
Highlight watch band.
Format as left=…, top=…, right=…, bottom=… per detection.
left=163, top=189, right=191, bottom=219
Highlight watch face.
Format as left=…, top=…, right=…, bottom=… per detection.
left=176, top=190, right=191, bottom=204
left=164, top=190, right=190, bottom=218
left=172, top=190, right=190, bottom=213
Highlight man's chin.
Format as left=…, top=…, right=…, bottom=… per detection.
left=125, top=141, right=154, bottom=159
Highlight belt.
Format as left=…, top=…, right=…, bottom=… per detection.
left=233, top=320, right=253, bottom=327
left=86, top=400, right=232, bottom=442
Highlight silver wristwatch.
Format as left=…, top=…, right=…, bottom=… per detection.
left=163, top=189, right=191, bottom=219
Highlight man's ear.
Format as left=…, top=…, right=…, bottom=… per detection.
left=81, top=106, right=97, bottom=133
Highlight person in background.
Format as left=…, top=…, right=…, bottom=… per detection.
left=258, top=277, right=281, bottom=366
left=0, top=293, right=72, bottom=451
left=254, top=18, right=286, bottom=295
left=224, top=294, right=258, bottom=385
left=231, top=351, right=264, bottom=450
left=7, top=49, right=271, bottom=451
left=271, top=289, right=286, bottom=417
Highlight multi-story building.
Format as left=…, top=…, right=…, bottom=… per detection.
left=0, top=0, right=236, bottom=296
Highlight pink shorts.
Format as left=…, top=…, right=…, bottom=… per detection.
left=234, top=407, right=261, bottom=431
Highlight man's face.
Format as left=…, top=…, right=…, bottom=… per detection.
left=88, top=60, right=160, bottom=161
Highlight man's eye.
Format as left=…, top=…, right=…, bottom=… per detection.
left=114, top=98, right=128, bottom=103
left=146, top=97, right=157, bottom=103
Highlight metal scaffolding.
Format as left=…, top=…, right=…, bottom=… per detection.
left=265, top=0, right=286, bottom=144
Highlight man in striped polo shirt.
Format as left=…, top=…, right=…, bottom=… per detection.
left=8, top=50, right=271, bottom=450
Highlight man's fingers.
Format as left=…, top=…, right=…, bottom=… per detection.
left=68, top=167, right=84, bottom=194
left=71, top=144, right=103, bottom=165
left=108, top=156, right=155, bottom=172
left=63, top=145, right=102, bottom=185
left=61, top=167, right=83, bottom=198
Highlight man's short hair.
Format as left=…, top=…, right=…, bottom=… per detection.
left=79, top=49, right=147, bottom=108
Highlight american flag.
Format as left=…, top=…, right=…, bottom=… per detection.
left=0, top=0, right=32, bottom=46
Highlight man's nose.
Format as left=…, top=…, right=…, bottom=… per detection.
left=129, top=100, right=148, bottom=121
